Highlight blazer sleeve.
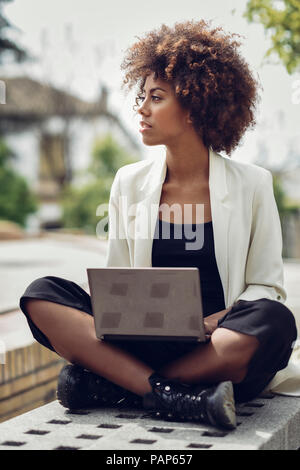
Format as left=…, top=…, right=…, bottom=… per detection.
left=104, top=170, right=131, bottom=267
left=235, top=169, right=287, bottom=304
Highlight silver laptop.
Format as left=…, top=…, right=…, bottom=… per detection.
left=87, top=267, right=206, bottom=343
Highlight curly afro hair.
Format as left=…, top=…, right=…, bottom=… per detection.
left=120, top=19, right=262, bottom=156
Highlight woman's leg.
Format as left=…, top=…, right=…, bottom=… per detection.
left=158, top=298, right=297, bottom=402
left=158, top=327, right=259, bottom=384
left=23, top=298, right=260, bottom=397
left=23, top=297, right=238, bottom=428
left=24, top=299, right=154, bottom=396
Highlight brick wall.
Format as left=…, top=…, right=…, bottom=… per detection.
left=0, top=342, right=66, bottom=423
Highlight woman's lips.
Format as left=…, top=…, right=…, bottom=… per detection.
left=139, top=126, right=152, bottom=133
left=139, top=121, right=152, bottom=132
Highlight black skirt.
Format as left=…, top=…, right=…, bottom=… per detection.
left=19, top=275, right=297, bottom=403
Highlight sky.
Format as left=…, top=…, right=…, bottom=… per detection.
left=2, top=0, right=300, bottom=167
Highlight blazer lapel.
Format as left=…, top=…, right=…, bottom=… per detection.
left=133, top=148, right=231, bottom=307
left=133, top=156, right=167, bottom=267
left=209, top=149, right=231, bottom=307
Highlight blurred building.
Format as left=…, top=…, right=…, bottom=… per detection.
left=277, top=167, right=300, bottom=259
left=279, top=168, right=300, bottom=205
left=256, top=159, right=300, bottom=259
left=0, top=76, right=140, bottom=229
left=252, top=112, right=300, bottom=259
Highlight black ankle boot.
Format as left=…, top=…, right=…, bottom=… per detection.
left=143, top=373, right=236, bottom=430
left=56, top=364, right=143, bottom=410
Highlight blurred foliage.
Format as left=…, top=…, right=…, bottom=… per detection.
left=244, top=0, right=300, bottom=73
left=60, top=133, right=138, bottom=235
left=273, top=173, right=300, bottom=227
left=0, top=0, right=28, bottom=63
left=0, top=138, right=38, bottom=226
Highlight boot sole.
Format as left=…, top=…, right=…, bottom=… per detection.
left=207, top=381, right=236, bottom=430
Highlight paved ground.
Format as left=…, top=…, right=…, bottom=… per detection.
left=0, top=233, right=107, bottom=350
left=283, top=259, right=300, bottom=332
left=0, top=233, right=107, bottom=315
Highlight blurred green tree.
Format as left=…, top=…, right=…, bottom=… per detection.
left=272, top=173, right=300, bottom=257
left=273, top=174, right=287, bottom=220
left=244, top=0, right=300, bottom=73
left=272, top=173, right=299, bottom=226
left=0, top=0, right=28, bottom=63
left=61, top=134, right=138, bottom=235
left=0, top=138, right=38, bottom=226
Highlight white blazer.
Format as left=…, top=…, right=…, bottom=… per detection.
left=104, top=147, right=300, bottom=395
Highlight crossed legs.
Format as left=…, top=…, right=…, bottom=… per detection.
left=24, top=299, right=259, bottom=396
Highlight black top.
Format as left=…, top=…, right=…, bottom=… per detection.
left=151, top=218, right=225, bottom=317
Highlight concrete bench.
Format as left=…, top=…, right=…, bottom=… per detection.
left=0, top=392, right=300, bottom=450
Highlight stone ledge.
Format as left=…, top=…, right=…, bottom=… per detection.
left=0, top=394, right=300, bottom=450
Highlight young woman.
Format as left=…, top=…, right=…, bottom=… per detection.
left=19, top=20, right=297, bottom=430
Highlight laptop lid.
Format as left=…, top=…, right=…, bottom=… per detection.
left=87, top=267, right=205, bottom=343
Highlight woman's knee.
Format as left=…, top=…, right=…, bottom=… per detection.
left=22, top=276, right=59, bottom=299
left=211, top=328, right=259, bottom=381
left=258, top=298, right=297, bottom=339
left=20, top=276, right=68, bottom=321
left=23, top=298, right=46, bottom=321
left=20, top=276, right=54, bottom=307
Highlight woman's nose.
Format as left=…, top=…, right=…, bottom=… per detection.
left=138, top=101, right=150, bottom=116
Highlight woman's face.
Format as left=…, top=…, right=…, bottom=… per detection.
left=137, top=72, right=191, bottom=146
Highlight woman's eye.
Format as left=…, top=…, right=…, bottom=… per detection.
left=138, top=96, right=160, bottom=102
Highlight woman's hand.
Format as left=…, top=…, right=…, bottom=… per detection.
left=204, top=307, right=232, bottom=336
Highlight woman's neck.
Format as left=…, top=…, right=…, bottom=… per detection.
left=164, top=141, right=209, bottom=186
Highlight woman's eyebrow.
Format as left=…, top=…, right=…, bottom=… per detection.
left=142, top=87, right=167, bottom=93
